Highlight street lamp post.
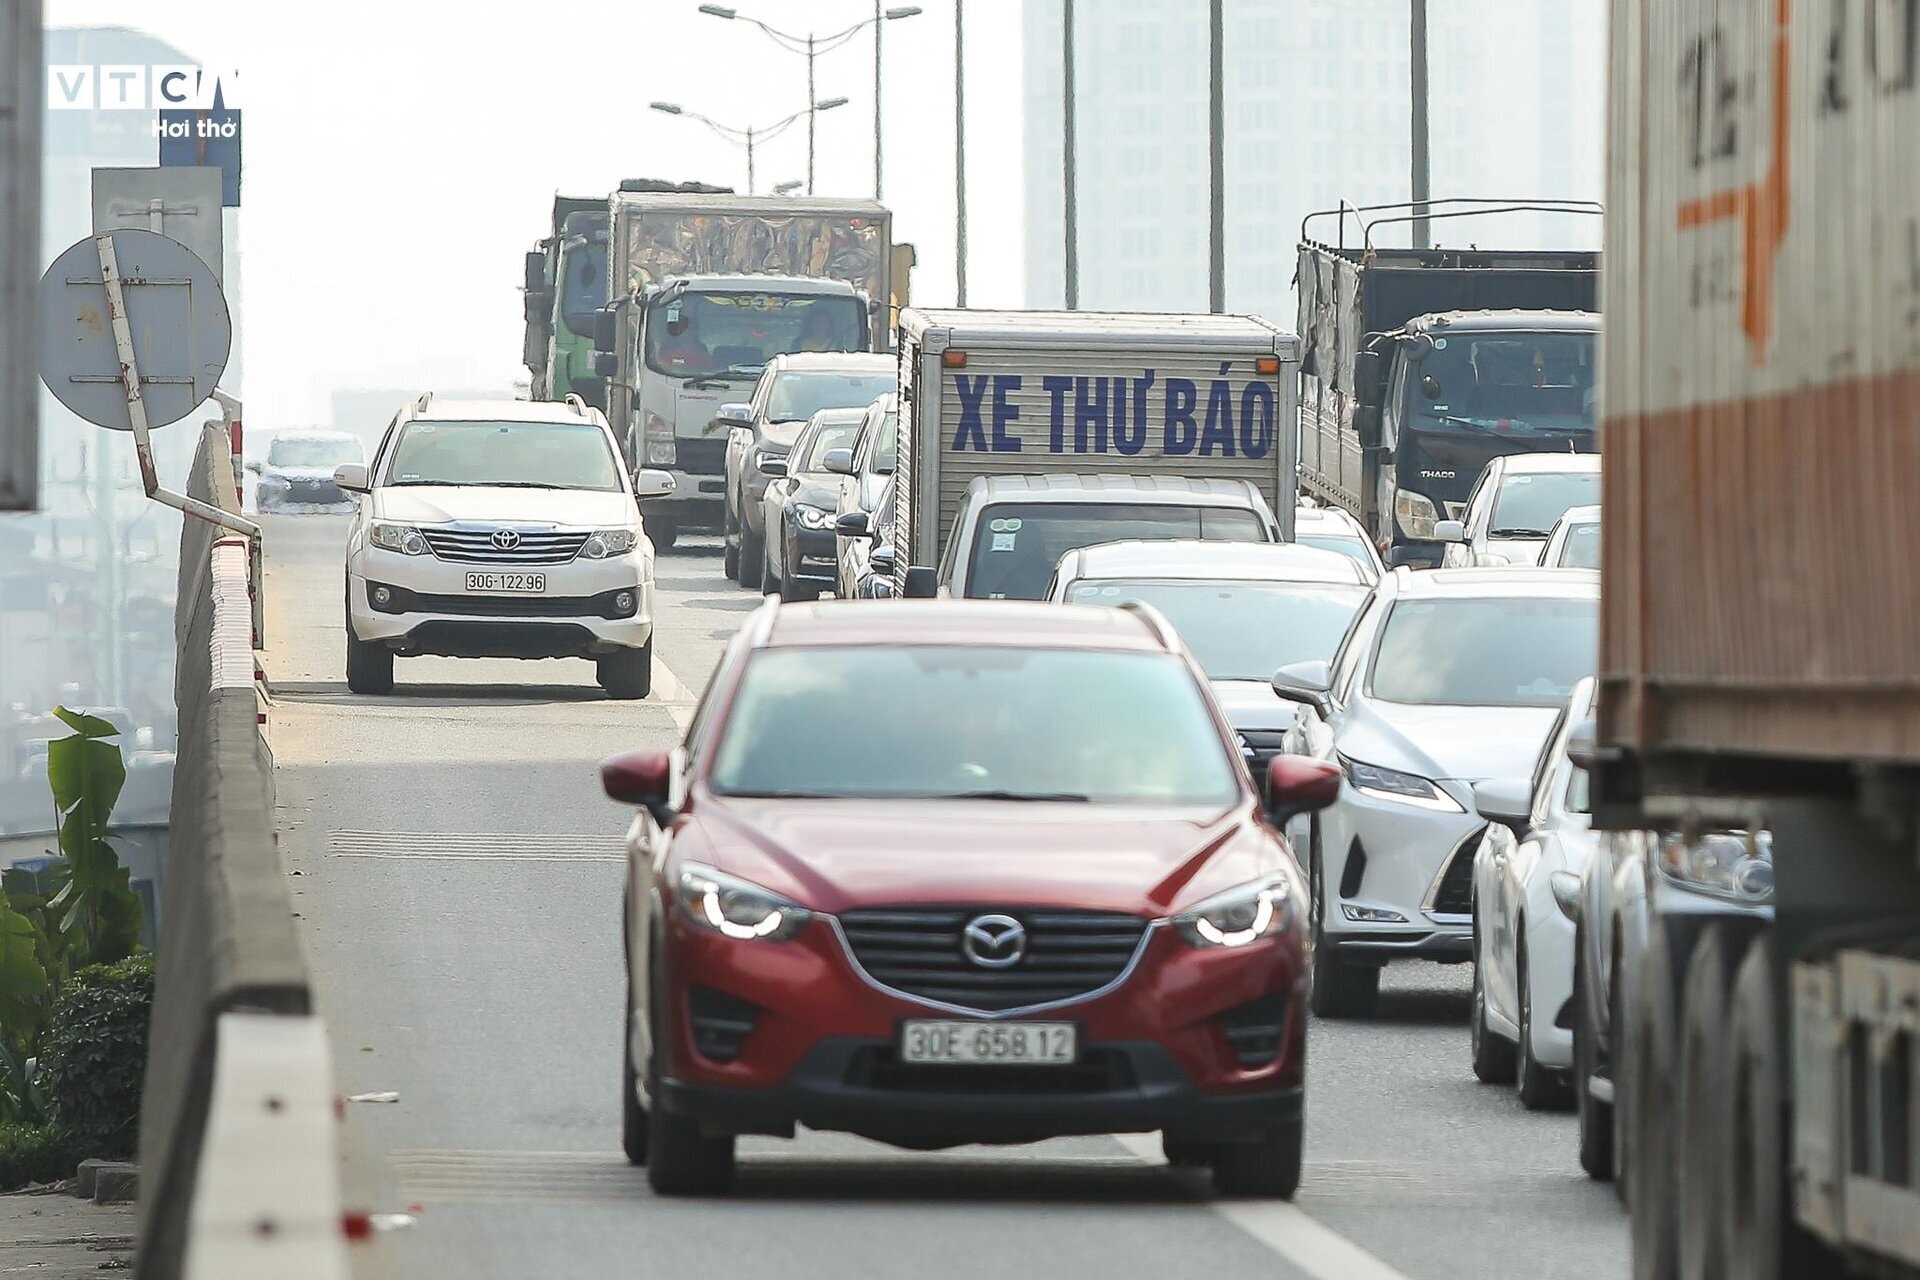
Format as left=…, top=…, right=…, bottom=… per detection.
left=651, top=99, right=847, bottom=195
left=699, top=4, right=922, bottom=197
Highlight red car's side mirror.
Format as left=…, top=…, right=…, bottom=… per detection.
left=601, top=750, right=677, bottom=827
left=1266, top=756, right=1341, bottom=828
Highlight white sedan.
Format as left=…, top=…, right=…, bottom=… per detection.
left=1467, top=677, right=1598, bottom=1109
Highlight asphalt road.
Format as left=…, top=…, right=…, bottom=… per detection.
left=258, top=513, right=1627, bottom=1280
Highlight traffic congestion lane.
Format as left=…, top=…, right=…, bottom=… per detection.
left=255, top=513, right=1625, bottom=1279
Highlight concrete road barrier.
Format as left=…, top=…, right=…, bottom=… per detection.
left=137, top=433, right=349, bottom=1279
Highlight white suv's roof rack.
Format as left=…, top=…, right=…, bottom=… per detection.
left=563, top=393, right=589, bottom=417
left=413, top=391, right=432, bottom=413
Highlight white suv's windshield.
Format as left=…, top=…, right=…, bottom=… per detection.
left=1370, top=596, right=1597, bottom=707
left=644, top=291, right=866, bottom=378
left=1066, top=579, right=1368, bottom=681
left=1556, top=521, right=1602, bottom=568
left=384, top=420, right=623, bottom=491
left=767, top=371, right=895, bottom=423
left=708, top=646, right=1241, bottom=805
left=1491, top=471, right=1600, bottom=537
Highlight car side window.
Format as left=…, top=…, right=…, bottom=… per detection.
left=369, top=416, right=401, bottom=483
left=1528, top=706, right=1570, bottom=826
left=1464, top=468, right=1494, bottom=538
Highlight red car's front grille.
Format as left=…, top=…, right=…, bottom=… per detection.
left=836, top=907, right=1149, bottom=1014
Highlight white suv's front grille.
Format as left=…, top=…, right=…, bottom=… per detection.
left=422, top=527, right=590, bottom=564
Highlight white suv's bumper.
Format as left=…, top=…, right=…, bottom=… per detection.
left=347, top=544, right=654, bottom=659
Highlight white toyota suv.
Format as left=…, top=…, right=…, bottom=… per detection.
left=334, top=394, right=673, bottom=698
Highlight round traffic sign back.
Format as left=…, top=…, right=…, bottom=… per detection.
left=37, top=228, right=232, bottom=431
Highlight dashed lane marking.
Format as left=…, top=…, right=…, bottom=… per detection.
left=328, top=831, right=625, bottom=863
left=649, top=655, right=696, bottom=731
left=1112, top=1134, right=1415, bottom=1280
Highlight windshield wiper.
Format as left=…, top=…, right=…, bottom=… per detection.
left=471, top=481, right=571, bottom=489
left=1489, top=527, right=1555, bottom=538
left=930, top=789, right=1092, bottom=802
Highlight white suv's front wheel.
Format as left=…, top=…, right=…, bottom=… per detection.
left=345, top=626, right=394, bottom=695
left=597, top=639, right=653, bottom=700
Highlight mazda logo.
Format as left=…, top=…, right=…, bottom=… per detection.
left=960, top=914, right=1027, bottom=969
left=490, top=529, right=521, bottom=550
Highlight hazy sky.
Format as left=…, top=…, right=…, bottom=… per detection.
left=44, top=0, right=1025, bottom=430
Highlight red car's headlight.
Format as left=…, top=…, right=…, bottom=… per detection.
left=1171, top=873, right=1299, bottom=949
left=676, top=862, right=812, bottom=942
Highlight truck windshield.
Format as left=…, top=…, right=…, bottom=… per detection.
left=708, top=646, right=1241, bottom=806
left=644, top=291, right=866, bottom=380
left=1370, top=596, right=1597, bottom=707
left=767, top=371, right=895, bottom=423
left=384, top=421, right=623, bottom=492
left=1409, top=331, right=1595, bottom=435
left=964, top=503, right=1271, bottom=601
left=558, top=239, right=607, bottom=335
left=1065, top=579, right=1368, bottom=681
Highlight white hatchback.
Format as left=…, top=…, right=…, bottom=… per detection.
left=335, top=394, right=673, bottom=698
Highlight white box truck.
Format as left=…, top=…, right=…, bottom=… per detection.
left=885, top=310, right=1301, bottom=598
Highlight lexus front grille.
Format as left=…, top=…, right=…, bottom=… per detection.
left=836, top=907, right=1150, bottom=1014
left=421, top=527, right=590, bottom=564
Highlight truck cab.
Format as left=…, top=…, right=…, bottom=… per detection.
left=601, top=274, right=872, bottom=547
left=1368, top=310, right=1597, bottom=565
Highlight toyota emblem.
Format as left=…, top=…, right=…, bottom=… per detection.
left=490, top=529, right=522, bottom=551
left=960, top=914, right=1027, bottom=969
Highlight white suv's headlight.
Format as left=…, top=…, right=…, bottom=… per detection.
left=580, top=528, right=639, bottom=559
left=1172, top=873, right=1298, bottom=949
left=370, top=522, right=431, bottom=556
left=791, top=504, right=832, bottom=530
left=1340, top=756, right=1463, bottom=812
left=676, top=863, right=811, bottom=941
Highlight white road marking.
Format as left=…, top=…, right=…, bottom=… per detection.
left=648, top=654, right=696, bottom=731
left=1111, top=1134, right=1415, bottom=1280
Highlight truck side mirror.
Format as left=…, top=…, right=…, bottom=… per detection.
left=592, top=351, right=619, bottom=378
left=524, top=250, right=547, bottom=295
left=593, top=307, right=617, bottom=354
left=903, top=566, right=938, bottom=599
left=1355, top=404, right=1383, bottom=451
left=1353, top=348, right=1383, bottom=397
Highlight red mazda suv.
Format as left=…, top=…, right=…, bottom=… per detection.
left=602, top=598, right=1339, bottom=1197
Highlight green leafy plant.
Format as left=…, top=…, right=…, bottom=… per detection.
left=0, top=1119, right=85, bottom=1190
left=0, top=708, right=144, bottom=1126
left=40, top=954, right=152, bottom=1155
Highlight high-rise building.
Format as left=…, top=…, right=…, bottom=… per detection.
left=1021, top=0, right=1604, bottom=316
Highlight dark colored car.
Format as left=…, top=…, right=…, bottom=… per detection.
left=603, top=598, right=1339, bottom=1197
left=249, top=430, right=365, bottom=511
left=760, top=408, right=867, bottom=601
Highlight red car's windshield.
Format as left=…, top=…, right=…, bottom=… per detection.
left=708, top=645, right=1241, bottom=805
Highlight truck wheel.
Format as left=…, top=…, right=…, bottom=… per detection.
left=1574, top=917, right=1614, bottom=1181
left=597, top=640, right=653, bottom=700
left=1676, top=924, right=1740, bottom=1280
left=1719, top=934, right=1833, bottom=1280
left=738, top=528, right=765, bottom=592
left=1627, top=919, right=1681, bottom=1280
left=1209, top=1118, right=1302, bottom=1199
left=1307, top=842, right=1379, bottom=1018
left=345, top=627, right=394, bottom=695
left=1517, top=934, right=1572, bottom=1109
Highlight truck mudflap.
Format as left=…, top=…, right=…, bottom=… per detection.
left=1798, top=947, right=1920, bottom=1268
left=1790, top=958, right=1845, bottom=1248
